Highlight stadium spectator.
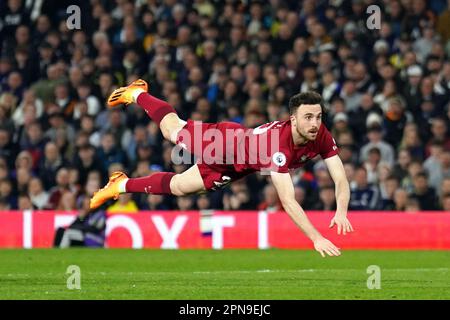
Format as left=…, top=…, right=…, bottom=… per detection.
left=196, top=194, right=211, bottom=211
left=363, top=147, right=383, bottom=184
left=46, top=167, right=73, bottom=209
left=360, top=125, right=395, bottom=167
left=393, top=188, right=409, bottom=211
left=107, top=193, right=139, bottom=213
left=79, top=114, right=101, bottom=147
left=223, top=180, right=254, bottom=210
left=18, top=121, right=47, bottom=169
left=53, top=197, right=106, bottom=248
left=102, top=109, right=133, bottom=151
left=427, top=117, right=450, bottom=154
left=27, top=177, right=49, bottom=210
left=73, top=143, right=105, bottom=187
left=12, top=89, right=44, bottom=127
left=258, top=183, right=282, bottom=212
left=441, top=177, right=450, bottom=201
left=405, top=197, right=421, bottom=213
left=424, top=141, right=446, bottom=192
left=176, top=195, right=195, bottom=211
left=331, top=112, right=351, bottom=140
left=314, top=185, right=337, bottom=211
left=399, top=123, right=425, bottom=161
left=294, top=184, right=307, bottom=208
left=13, top=150, right=34, bottom=178
left=0, top=128, right=18, bottom=169
left=0, top=158, right=9, bottom=181
left=45, top=110, right=76, bottom=143
left=442, top=193, right=450, bottom=211
left=410, top=172, right=439, bottom=210
left=380, top=175, right=400, bottom=210
left=56, top=190, right=77, bottom=211
left=383, top=98, right=410, bottom=149
left=143, top=194, right=168, bottom=210
left=15, top=166, right=31, bottom=194
left=403, top=64, right=423, bottom=109
left=125, top=125, right=149, bottom=164
left=97, top=131, right=127, bottom=172
left=38, top=141, right=68, bottom=190
left=393, top=148, right=412, bottom=181
left=17, top=193, right=33, bottom=210
left=76, top=172, right=102, bottom=210
left=0, top=178, right=16, bottom=209
left=349, top=166, right=380, bottom=210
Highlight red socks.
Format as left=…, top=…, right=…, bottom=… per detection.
left=130, top=94, right=178, bottom=193
left=129, top=94, right=177, bottom=194
left=126, top=172, right=175, bottom=194
left=136, top=93, right=176, bottom=126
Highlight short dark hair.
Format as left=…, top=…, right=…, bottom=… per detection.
left=414, top=171, right=428, bottom=180
left=368, top=147, right=381, bottom=156
left=320, top=185, right=334, bottom=192
left=288, top=91, right=324, bottom=115
left=386, top=175, right=399, bottom=183
left=429, top=139, right=444, bottom=148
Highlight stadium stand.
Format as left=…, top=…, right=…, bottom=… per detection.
left=0, top=0, right=449, bottom=212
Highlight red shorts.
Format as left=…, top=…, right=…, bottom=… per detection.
left=176, top=120, right=251, bottom=190
left=196, top=162, right=250, bottom=190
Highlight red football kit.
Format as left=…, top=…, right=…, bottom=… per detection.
left=176, top=119, right=339, bottom=190
left=125, top=93, right=339, bottom=195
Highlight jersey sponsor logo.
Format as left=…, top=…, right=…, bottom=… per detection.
left=272, top=152, right=287, bottom=167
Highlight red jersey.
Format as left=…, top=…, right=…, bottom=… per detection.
left=177, top=119, right=339, bottom=190
left=233, top=120, right=339, bottom=174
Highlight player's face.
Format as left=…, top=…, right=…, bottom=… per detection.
left=291, top=104, right=322, bottom=141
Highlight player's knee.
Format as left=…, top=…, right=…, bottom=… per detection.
left=169, top=175, right=187, bottom=196
left=160, top=125, right=175, bottom=143
left=160, top=115, right=186, bottom=144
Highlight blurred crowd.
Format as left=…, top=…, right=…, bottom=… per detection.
left=0, top=0, right=449, bottom=213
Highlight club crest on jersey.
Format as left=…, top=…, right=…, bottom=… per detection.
left=272, top=152, right=286, bottom=167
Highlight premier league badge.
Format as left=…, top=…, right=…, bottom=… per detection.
left=272, top=152, right=287, bottom=167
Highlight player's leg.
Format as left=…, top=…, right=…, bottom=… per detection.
left=107, top=79, right=186, bottom=144
left=127, top=164, right=206, bottom=196
left=89, top=165, right=207, bottom=209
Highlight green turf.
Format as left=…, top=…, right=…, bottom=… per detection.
left=0, top=249, right=449, bottom=299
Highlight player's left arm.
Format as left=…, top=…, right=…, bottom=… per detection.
left=324, top=154, right=354, bottom=235
left=270, top=171, right=341, bottom=257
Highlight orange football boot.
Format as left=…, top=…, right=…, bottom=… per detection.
left=89, top=171, right=128, bottom=209
left=107, top=79, right=148, bottom=107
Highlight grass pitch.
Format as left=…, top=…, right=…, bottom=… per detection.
left=0, top=249, right=449, bottom=300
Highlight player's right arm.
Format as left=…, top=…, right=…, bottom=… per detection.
left=270, top=171, right=341, bottom=257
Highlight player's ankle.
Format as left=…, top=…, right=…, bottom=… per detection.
left=117, top=178, right=129, bottom=193
left=132, top=88, right=146, bottom=103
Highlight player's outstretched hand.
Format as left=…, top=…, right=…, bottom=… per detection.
left=329, top=215, right=354, bottom=235
left=314, top=238, right=341, bottom=257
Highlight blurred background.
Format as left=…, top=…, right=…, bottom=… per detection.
left=0, top=0, right=449, bottom=216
